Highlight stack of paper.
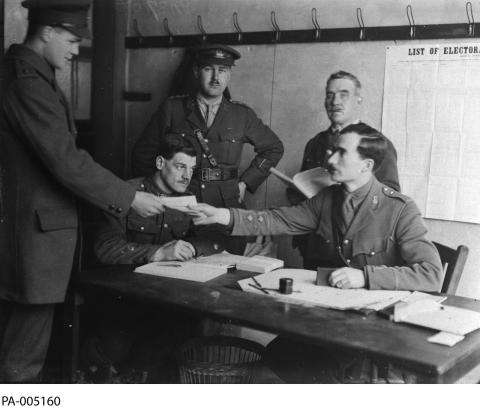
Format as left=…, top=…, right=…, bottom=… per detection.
left=191, top=252, right=283, bottom=273
left=238, top=269, right=410, bottom=310
left=134, top=261, right=227, bottom=282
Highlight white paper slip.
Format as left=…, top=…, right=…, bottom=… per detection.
left=134, top=261, right=226, bottom=282
left=238, top=269, right=410, bottom=310
left=428, top=331, right=465, bottom=347
left=402, top=291, right=447, bottom=304
left=160, top=195, right=197, bottom=211
left=394, top=300, right=480, bottom=336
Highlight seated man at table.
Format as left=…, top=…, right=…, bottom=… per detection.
left=85, top=134, right=223, bottom=382
left=188, top=122, right=443, bottom=382
left=94, top=133, right=224, bottom=265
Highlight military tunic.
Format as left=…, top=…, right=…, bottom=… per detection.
left=0, top=45, right=136, bottom=304
left=132, top=95, right=284, bottom=207
left=230, top=177, right=442, bottom=291
left=286, top=123, right=400, bottom=269
left=94, top=177, right=223, bottom=264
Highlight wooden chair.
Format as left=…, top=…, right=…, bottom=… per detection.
left=433, top=242, right=469, bottom=295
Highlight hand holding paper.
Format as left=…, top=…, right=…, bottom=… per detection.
left=187, top=203, right=231, bottom=225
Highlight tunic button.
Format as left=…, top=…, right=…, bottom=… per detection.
left=140, top=226, right=145, bottom=231
left=325, top=239, right=330, bottom=243
left=247, top=215, right=253, bottom=221
left=108, top=204, right=115, bottom=210
left=140, top=184, right=145, bottom=189
left=346, top=259, right=351, bottom=264
left=213, top=244, right=219, bottom=250
left=203, top=154, right=207, bottom=158
left=370, top=251, right=375, bottom=256
left=258, top=216, right=264, bottom=222
left=164, top=224, right=168, bottom=228
left=116, top=207, right=123, bottom=213
left=343, top=239, right=349, bottom=244
left=201, top=184, right=205, bottom=189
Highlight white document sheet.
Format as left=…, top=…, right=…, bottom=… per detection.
left=191, top=252, right=283, bottom=273
left=160, top=195, right=197, bottom=212
left=238, top=269, right=410, bottom=310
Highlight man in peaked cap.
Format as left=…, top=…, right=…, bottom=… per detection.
left=132, top=43, right=284, bottom=255
left=0, top=0, right=166, bottom=382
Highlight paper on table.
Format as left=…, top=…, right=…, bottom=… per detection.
left=394, top=300, right=480, bottom=336
left=238, top=269, right=410, bottom=310
left=134, top=261, right=226, bottom=282
left=160, top=195, right=197, bottom=211
left=191, top=252, right=283, bottom=273
left=428, top=331, right=465, bottom=347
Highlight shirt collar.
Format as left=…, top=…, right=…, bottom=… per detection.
left=330, top=119, right=361, bottom=133
left=343, top=176, right=374, bottom=208
left=196, top=93, right=223, bottom=108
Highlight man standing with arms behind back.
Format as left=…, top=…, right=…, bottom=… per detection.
left=132, top=43, right=284, bottom=254
left=0, top=0, right=164, bottom=383
left=287, top=71, right=400, bottom=270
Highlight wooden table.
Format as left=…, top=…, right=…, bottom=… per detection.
left=70, top=265, right=480, bottom=383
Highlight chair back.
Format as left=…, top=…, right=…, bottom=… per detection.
left=433, top=242, right=469, bottom=295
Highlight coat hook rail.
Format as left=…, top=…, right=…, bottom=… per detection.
left=271, top=11, right=281, bottom=42
left=356, top=8, right=366, bottom=40
left=163, top=18, right=174, bottom=44
left=233, top=12, right=243, bottom=42
left=312, top=8, right=321, bottom=40
left=406, top=5, right=416, bottom=39
left=466, top=2, right=475, bottom=37
left=197, top=15, right=207, bottom=42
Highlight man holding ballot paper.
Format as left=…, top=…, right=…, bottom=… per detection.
left=188, top=123, right=443, bottom=292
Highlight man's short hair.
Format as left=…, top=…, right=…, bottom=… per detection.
left=340, top=123, right=387, bottom=171
left=326, top=71, right=362, bottom=92
left=158, top=134, right=196, bottom=160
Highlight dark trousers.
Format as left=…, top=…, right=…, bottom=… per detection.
left=0, top=300, right=55, bottom=383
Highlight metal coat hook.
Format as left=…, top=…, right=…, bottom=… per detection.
left=356, top=8, right=365, bottom=40
left=163, top=18, right=174, bottom=44
left=133, top=19, right=144, bottom=43
left=406, top=5, right=416, bottom=39
left=197, top=15, right=207, bottom=42
left=233, top=12, right=243, bottom=42
left=312, top=8, right=321, bottom=40
left=466, top=2, right=475, bottom=37
left=270, top=11, right=281, bottom=42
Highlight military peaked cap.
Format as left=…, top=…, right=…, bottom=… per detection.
left=22, top=0, right=91, bottom=39
left=194, top=43, right=241, bottom=66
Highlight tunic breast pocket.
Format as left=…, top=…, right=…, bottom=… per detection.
left=214, top=128, right=244, bottom=165
left=352, top=236, right=395, bottom=267
left=126, top=215, right=161, bottom=244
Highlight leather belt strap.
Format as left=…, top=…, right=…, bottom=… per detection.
left=194, top=168, right=239, bottom=182
left=193, top=128, right=218, bottom=167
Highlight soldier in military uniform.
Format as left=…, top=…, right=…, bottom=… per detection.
left=86, top=134, right=223, bottom=382
left=0, top=0, right=165, bottom=383
left=95, top=134, right=224, bottom=264
left=287, top=71, right=400, bottom=270
left=189, top=123, right=443, bottom=383
left=132, top=43, right=284, bottom=254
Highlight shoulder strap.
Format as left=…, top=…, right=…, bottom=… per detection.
left=193, top=128, right=218, bottom=167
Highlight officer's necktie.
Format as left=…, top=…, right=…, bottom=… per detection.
left=341, top=192, right=355, bottom=233
left=205, top=104, right=214, bottom=128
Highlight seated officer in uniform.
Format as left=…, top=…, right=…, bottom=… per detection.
left=188, top=122, right=443, bottom=383
left=131, top=43, right=284, bottom=254
left=287, top=71, right=400, bottom=270
left=94, top=133, right=223, bottom=264
left=86, top=134, right=224, bottom=382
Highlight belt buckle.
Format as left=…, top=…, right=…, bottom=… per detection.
left=201, top=168, right=210, bottom=182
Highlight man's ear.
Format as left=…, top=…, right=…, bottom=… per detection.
left=362, top=158, right=374, bottom=173
left=155, top=156, right=165, bottom=170
left=192, top=63, right=199, bottom=79
left=39, top=26, right=54, bottom=43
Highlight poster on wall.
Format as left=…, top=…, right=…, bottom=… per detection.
left=382, top=42, right=480, bottom=224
